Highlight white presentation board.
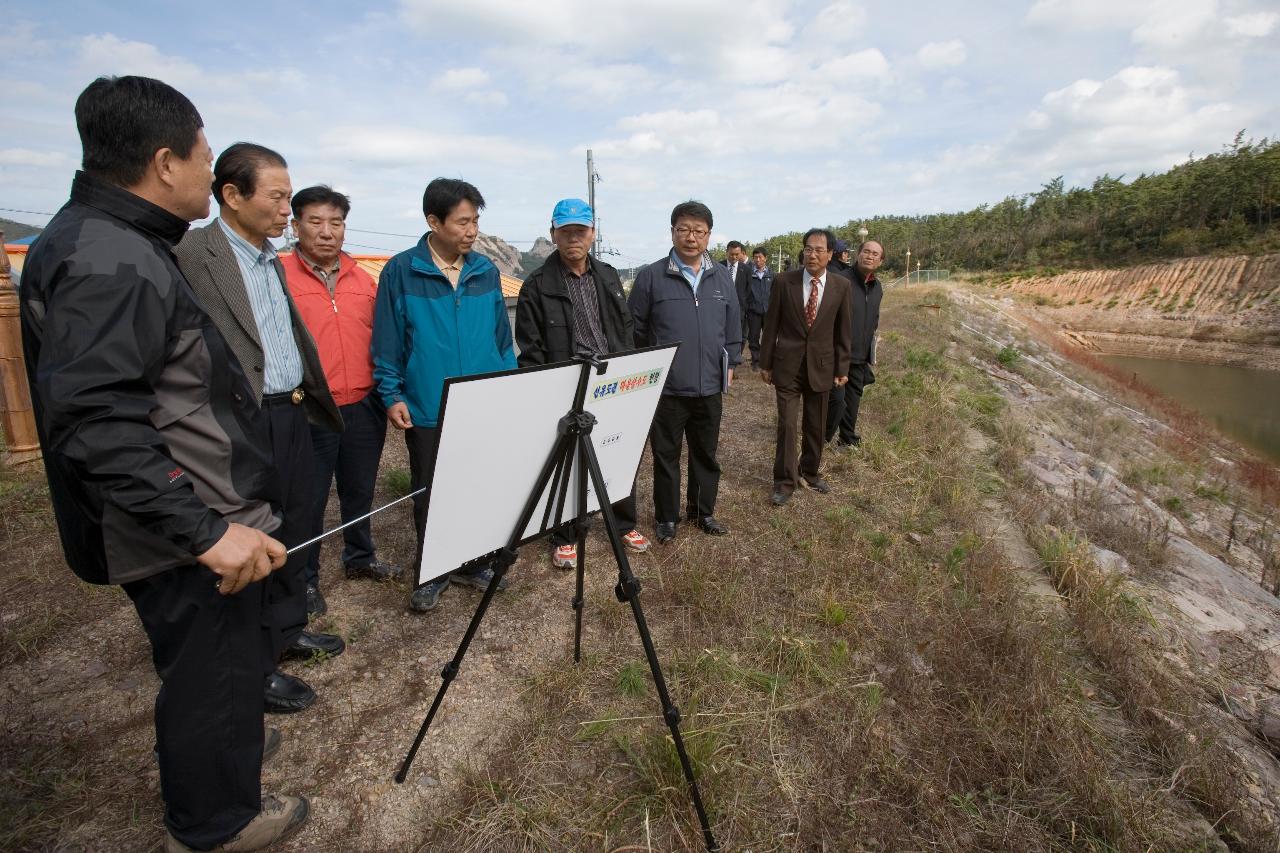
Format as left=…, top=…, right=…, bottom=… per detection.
left=416, top=345, right=678, bottom=585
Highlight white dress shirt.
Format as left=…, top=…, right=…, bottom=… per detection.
left=803, top=269, right=827, bottom=312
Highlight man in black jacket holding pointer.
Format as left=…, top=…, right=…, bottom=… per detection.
left=515, top=198, right=653, bottom=567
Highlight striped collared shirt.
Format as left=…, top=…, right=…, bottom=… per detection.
left=217, top=218, right=304, bottom=394
left=562, top=267, right=608, bottom=355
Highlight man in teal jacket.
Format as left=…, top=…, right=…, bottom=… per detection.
left=372, top=178, right=516, bottom=613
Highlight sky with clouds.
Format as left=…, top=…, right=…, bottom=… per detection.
left=1, top=0, right=1277, bottom=266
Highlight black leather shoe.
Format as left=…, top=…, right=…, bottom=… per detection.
left=771, top=491, right=790, bottom=506
left=305, top=585, right=327, bottom=617
left=344, top=558, right=404, bottom=581
left=696, top=516, right=729, bottom=535
left=801, top=476, right=831, bottom=494
left=655, top=521, right=677, bottom=544
left=265, top=670, right=315, bottom=714
left=281, top=630, right=345, bottom=662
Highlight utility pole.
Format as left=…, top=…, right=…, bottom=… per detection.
left=586, top=149, right=602, bottom=257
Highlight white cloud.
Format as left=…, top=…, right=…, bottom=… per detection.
left=397, top=0, right=795, bottom=83
left=435, top=67, right=491, bottom=91
left=1011, top=65, right=1244, bottom=177
left=316, top=125, right=546, bottom=166
left=1130, top=2, right=1218, bottom=48
left=800, top=1, right=868, bottom=43
left=1224, top=11, right=1278, bottom=37
left=0, top=148, right=68, bottom=167
left=77, top=33, right=203, bottom=87
left=916, top=39, right=967, bottom=69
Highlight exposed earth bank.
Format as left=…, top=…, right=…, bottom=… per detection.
left=981, top=253, right=1280, bottom=369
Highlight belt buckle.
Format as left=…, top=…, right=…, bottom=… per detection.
left=291, top=387, right=305, bottom=405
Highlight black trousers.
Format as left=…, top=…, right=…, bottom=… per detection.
left=746, top=311, right=766, bottom=367
left=826, top=362, right=874, bottom=445
left=650, top=393, right=724, bottom=523
left=262, top=398, right=313, bottom=671
left=304, top=393, right=388, bottom=586
left=404, top=424, right=442, bottom=578
left=124, top=565, right=266, bottom=850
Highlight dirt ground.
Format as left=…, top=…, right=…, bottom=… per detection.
left=3, top=282, right=1279, bottom=851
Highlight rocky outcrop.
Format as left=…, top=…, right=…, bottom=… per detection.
left=472, top=233, right=523, bottom=278
left=997, top=255, right=1280, bottom=369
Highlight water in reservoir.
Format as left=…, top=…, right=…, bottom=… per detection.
left=1096, top=354, right=1280, bottom=463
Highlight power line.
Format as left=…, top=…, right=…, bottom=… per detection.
left=0, top=206, right=56, bottom=218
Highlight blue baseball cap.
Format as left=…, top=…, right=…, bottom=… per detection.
left=551, top=198, right=594, bottom=229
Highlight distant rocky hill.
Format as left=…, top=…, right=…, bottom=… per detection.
left=1, top=217, right=42, bottom=242
left=473, top=233, right=523, bottom=278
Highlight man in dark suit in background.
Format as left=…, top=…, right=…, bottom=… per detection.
left=826, top=240, right=884, bottom=450
left=760, top=228, right=852, bottom=506
left=744, top=246, right=774, bottom=369
left=722, top=240, right=750, bottom=362
left=176, top=143, right=345, bottom=715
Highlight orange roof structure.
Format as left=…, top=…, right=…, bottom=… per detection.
left=5, top=245, right=524, bottom=300
left=346, top=253, right=523, bottom=298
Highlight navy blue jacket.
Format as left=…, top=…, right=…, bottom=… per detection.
left=629, top=252, right=741, bottom=397
left=746, top=267, right=774, bottom=315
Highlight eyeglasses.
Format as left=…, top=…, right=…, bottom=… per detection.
left=674, top=226, right=709, bottom=238
left=802, top=246, right=830, bottom=255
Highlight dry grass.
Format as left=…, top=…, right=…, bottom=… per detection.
left=421, top=287, right=1229, bottom=852
left=3, top=284, right=1269, bottom=851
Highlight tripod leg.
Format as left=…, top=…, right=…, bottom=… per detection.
left=572, top=435, right=591, bottom=664
left=573, top=518, right=587, bottom=663
left=578, top=435, right=719, bottom=852
left=396, top=552, right=514, bottom=783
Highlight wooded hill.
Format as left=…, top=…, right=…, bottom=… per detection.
left=750, top=133, right=1280, bottom=276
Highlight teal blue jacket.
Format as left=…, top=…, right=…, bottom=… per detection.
left=372, top=237, right=516, bottom=427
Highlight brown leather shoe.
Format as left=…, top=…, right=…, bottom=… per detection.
left=165, top=793, right=309, bottom=851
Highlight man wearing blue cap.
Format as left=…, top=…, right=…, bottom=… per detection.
left=515, top=199, right=652, bottom=567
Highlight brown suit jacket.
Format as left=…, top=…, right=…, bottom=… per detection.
left=759, top=269, right=853, bottom=392
left=175, top=222, right=343, bottom=433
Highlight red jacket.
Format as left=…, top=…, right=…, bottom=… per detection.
left=281, top=251, right=377, bottom=407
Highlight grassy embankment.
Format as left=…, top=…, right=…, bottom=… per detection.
left=420, top=284, right=1269, bottom=851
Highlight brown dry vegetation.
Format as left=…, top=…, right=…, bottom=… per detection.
left=2, top=284, right=1277, bottom=851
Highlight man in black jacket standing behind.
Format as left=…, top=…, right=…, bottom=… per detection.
left=827, top=240, right=885, bottom=449
left=20, top=76, right=309, bottom=852
left=515, top=198, right=652, bottom=567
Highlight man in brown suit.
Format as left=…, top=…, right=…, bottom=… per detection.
left=760, top=228, right=852, bottom=505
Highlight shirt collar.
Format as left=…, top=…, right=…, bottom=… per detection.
left=217, top=217, right=276, bottom=263
left=295, top=247, right=341, bottom=275
left=807, top=269, right=827, bottom=286
left=670, top=248, right=707, bottom=277
left=427, top=233, right=464, bottom=272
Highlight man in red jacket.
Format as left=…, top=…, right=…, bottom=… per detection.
left=283, top=186, right=402, bottom=617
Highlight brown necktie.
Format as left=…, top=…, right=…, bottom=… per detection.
left=805, top=277, right=820, bottom=328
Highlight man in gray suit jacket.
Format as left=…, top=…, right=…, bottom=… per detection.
left=176, top=143, right=344, bottom=715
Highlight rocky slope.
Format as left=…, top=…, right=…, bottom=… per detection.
left=990, top=254, right=1280, bottom=369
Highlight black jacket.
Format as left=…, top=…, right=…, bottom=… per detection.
left=515, top=252, right=632, bottom=366
left=846, top=268, right=883, bottom=365
left=629, top=252, right=741, bottom=397
left=746, top=266, right=774, bottom=314
left=19, top=172, right=280, bottom=585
